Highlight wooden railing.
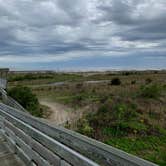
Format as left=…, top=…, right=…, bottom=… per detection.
left=0, top=88, right=26, bottom=112
left=0, top=78, right=7, bottom=89
left=0, top=103, right=157, bottom=166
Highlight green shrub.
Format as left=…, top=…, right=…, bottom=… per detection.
left=131, top=80, right=136, bottom=84
left=102, top=127, right=127, bottom=137
left=8, top=86, right=43, bottom=117
left=122, top=121, right=147, bottom=131
left=73, top=95, right=83, bottom=102
left=140, top=84, right=161, bottom=98
left=99, top=96, right=109, bottom=103
left=145, top=78, right=152, bottom=84
left=163, top=84, right=166, bottom=90
left=113, top=103, right=137, bottom=120
left=86, top=101, right=139, bottom=137
left=76, top=83, right=83, bottom=89
left=123, top=72, right=131, bottom=76
left=98, top=104, right=109, bottom=113
left=77, top=119, right=93, bottom=137
left=111, top=78, right=121, bottom=85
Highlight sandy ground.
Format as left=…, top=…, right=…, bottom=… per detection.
left=40, top=99, right=85, bottom=125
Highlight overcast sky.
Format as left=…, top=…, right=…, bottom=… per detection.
left=0, top=0, right=166, bottom=71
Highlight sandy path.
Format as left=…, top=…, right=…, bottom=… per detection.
left=39, top=98, right=91, bottom=127
left=40, top=100, right=72, bottom=125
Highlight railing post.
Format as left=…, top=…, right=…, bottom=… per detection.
left=0, top=88, right=8, bottom=104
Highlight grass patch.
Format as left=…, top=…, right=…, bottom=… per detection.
left=140, top=84, right=162, bottom=98
left=105, top=136, right=166, bottom=165
left=122, top=121, right=147, bottom=131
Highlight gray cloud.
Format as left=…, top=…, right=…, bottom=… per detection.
left=98, top=0, right=166, bottom=42
left=0, top=0, right=166, bottom=68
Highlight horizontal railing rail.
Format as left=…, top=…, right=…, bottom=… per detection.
left=0, top=103, right=98, bottom=166
left=0, top=103, right=157, bottom=166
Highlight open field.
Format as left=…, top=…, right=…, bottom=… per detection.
left=8, top=70, right=166, bottom=165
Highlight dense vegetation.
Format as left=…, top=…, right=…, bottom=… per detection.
left=74, top=83, right=166, bottom=165
left=8, top=70, right=166, bottom=165
left=8, top=86, right=43, bottom=117
left=8, top=72, right=83, bottom=86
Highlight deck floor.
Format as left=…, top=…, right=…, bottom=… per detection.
left=0, top=133, right=25, bottom=166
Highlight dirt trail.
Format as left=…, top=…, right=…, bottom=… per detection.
left=40, top=99, right=84, bottom=125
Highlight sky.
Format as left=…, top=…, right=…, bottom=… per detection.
left=0, top=0, right=166, bottom=71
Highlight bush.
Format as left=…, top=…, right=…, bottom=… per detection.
left=98, top=104, right=109, bottom=113
left=131, top=80, right=136, bottom=85
left=100, top=96, right=109, bottom=103
left=76, top=83, right=83, bottom=89
left=145, top=78, right=152, bottom=84
left=102, top=127, right=126, bottom=137
left=73, top=94, right=83, bottom=102
left=77, top=119, right=93, bottom=137
left=123, top=72, right=130, bottom=76
left=140, top=84, right=161, bottom=98
left=8, top=86, right=43, bottom=117
left=111, top=78, right=121, bottom=85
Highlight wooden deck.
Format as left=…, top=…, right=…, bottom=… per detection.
left=0, top=132, right=25, bottom=166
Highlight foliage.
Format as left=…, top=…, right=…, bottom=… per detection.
left=8, top=86, right=43, bottom=117
left=145, top=78, right=152, bottom=84
left=105, top=136, right=166, bottom=166
left=121, top=121, right=147, bottom=131
left=110, top=78, right=121, bottom=85
left=75, top=91, right=166, bottom=164
left=131, top=80, right=136, bottom=84
left=8, top=72, right=83, bottom=83
left=9, top=73, right=54, bottom=81
left=77, top=119, right=94, bottom=137
left=102, top=127, right=127, bottom=137
left=77, top=100, right=140, bottom=138
left=140, top=84, right=161, bottom=98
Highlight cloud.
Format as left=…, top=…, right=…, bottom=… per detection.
left=0, top=0, right=165, bottom=70
left=98, top=0, right=166, bottom=42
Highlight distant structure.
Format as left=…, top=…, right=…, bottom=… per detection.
left=0, top=68, right=9, bottom=89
